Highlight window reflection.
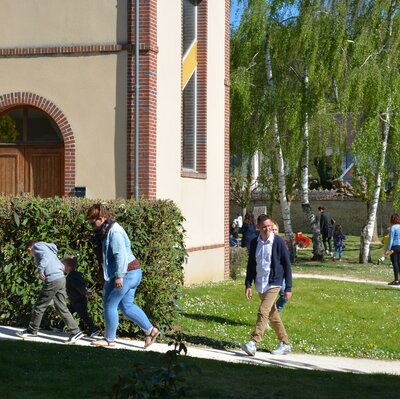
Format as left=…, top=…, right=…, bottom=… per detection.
left=27, top=108, right=62, bottom=143
left=0, top=107, right=62, bottom=144
left=0, top=110, right=22, bottom=143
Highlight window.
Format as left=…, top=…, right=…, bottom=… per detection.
left=182, top=0, right=198, bottom=171
left=0, top=107, right=62, bottom=144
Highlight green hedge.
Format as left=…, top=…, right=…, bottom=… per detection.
left=0, top=195, right=186, bottom=335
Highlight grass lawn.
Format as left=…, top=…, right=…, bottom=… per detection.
left=1, top=340, right=400, bottom=399
left=177, top=278, right=400, bottom=360
left=2, top=236, right=399, bottom=398
left=292, top=235, right=394, bottom=282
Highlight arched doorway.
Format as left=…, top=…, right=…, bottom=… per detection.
left=0, top=106, right=64, bottom=197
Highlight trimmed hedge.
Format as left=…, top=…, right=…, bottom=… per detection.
left=0, top=195, right=186, bottom=335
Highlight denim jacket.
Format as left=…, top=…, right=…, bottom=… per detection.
left=102, top=222, right=136, bottom=281
left=386, top=224, right=400, bottom=253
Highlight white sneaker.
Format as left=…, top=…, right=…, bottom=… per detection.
left=16, top=329, right=37, bottom=339
left=66, top=331, right=84, bottom=344
left=241, top=340, right=256, bottom=356
left=271, top=342, right=291, bottom=355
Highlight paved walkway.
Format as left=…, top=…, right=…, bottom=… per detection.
left=293, top=273, right=398, bottom=286
left=1, top=325, right=400, bottom=375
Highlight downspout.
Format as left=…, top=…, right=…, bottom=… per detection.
left=134, top=0, right=140, bottom=199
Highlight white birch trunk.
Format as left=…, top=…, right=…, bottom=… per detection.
left=359, top=104, right=390, bottom=263
left=265, top=32, right=297, bottom=262
left=300, top=66, right=324, bottom=260
left=359, top=2, right=394, bottom=263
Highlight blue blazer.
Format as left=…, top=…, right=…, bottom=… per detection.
left=245, top=234, right=292, bottom=292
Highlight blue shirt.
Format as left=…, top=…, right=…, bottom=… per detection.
left=386, top=224, right=400, bottom=252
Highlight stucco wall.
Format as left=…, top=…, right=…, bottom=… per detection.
left=184, top=247, right=225, bottom=284
left=0, top=55, right=128, bottom=199
left=157, top=1, right=226, bottom=284
left=0, top=0, right=127, bottom=47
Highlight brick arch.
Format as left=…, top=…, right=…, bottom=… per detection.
left=0, top=92, right=76, bottom=195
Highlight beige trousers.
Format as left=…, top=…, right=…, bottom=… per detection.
left=251, top=287, right=289, bottom=345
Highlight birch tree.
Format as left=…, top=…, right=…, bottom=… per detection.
left=347, top=0, right=400, bottom=263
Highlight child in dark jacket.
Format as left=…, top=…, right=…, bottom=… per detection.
left=332, top=225, right=346, bottom=262
left=54, top=256, right=100, bottom=337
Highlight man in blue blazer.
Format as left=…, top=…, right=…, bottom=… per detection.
left=241, top=214, right=292, bottom=356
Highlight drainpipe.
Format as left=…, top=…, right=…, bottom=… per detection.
left=134, top=0, right=140, bottom=199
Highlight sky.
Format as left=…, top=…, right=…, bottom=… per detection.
left=230, top=0, right=243, bottom=28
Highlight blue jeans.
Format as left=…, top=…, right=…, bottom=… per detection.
left=333, top=245, right=343, bottom=259
left=276, top=280, right=287, bottom=313
left=103, top=269, right=152, bottom=341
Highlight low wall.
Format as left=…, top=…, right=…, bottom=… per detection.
left=230, top=191, right=395, bottom=236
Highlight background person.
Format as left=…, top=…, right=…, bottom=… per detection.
left=385, top=213, right=400, bottom=286
left=271, top=221, right=287, bottom=313
left=318, top=206, right=334, bottom=256
left=241, top=214, right=293, bottom=357
left=241, top=211, right=257, bottom=254
left=87, top=204, right=159, bottom=347
left=332, top=224, right=346, bottom=262
left=229, top=220, right=240, bottom=247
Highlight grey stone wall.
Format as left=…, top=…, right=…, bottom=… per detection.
left=230, top=190, right=395, bottom=236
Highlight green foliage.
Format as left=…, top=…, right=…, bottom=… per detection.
left=347, top=1, right=400, bottom=205
left=229, top=246, right=248, bottom=280
left=0, top=115, right=18, bottom=142
left=0, top=195, right=186, bottom=334
left=110, top=341, right=197, bottom=399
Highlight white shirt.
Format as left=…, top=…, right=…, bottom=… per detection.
left=255, top=232, right=280, bottom=294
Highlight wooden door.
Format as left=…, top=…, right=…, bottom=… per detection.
left=0, top=147, right=24, bottom=195
left=25, top=147, right=64, bottom=197
left=0, top=146, right=63, bottom=197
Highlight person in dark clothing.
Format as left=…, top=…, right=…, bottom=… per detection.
left=54, top=256, right=100, bottom=337
left=241, top=211, right=257, bottom=254
left=229, top=221, right=240, bottom=247
left=318, top=206, right=334, bottom=256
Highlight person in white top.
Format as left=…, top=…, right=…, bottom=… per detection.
left=241, top=214, right=293, bottom=356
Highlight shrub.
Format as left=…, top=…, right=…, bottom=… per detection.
left=110, top=341, right=196, bottom=399
left=229, top=247, right=248, bottom=280
left=0, top=195, right=186, bottom=335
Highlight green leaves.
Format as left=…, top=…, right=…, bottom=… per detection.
left=0, top=195, right=185, bottom=334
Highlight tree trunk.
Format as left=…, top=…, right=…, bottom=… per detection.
left=300, top=65, right=323, bottom=261
left=359, top=107, right=389, bottom=263
left=359, top=2, right=394, bottom=263
left=265, top=30, right=297, bottom=263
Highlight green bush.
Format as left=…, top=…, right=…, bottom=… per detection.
left=229, top=247, right=247, bottom=280
left=0, top=195, right=186, bottom=335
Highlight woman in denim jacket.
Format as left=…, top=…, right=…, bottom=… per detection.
left=87, top=204, right=159, bottom=347
left=385, top=213, right=400, bottom=286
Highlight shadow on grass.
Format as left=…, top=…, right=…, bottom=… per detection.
left=181, top=333, right=237, bottom=350
left=181, top=312, right=249, bottom=326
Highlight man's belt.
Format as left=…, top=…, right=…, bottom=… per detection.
left=127, top=259, right=141, bottom=271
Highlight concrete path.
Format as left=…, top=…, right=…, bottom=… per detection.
left=293, top=273, right=399, bottom=286
left=1, top=325, right=399, bottom=376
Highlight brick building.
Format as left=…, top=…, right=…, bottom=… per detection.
left=0, top=0, right=230, bottom=284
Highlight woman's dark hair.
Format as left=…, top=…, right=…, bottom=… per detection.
left=86, top=203, right=112, bottom=221
left=390, top=213, right=400, bottom=225
left=244, top=211, right=255, bottom=225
